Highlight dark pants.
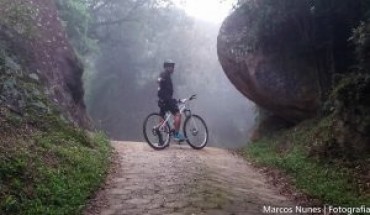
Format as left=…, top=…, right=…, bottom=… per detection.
left=158, top=99, right=179, bottom=118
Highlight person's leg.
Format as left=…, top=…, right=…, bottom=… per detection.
left=169, top=99, right=184, bottom=141
left=169, top=99, right=181, bottom=131
left=174, top=112, right=181, bottom=132
left=157, top=100, right=167, bottom=146
left=173, top=112, right=184, bottom=141
left=158, top=100, right=166, bottom=125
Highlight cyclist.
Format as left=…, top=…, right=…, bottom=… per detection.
left=157, top=59, right=185, bottom=142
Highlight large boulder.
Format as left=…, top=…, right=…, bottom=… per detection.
left=217, top=1, right=363, bottom=122
left=0, top=0, right=89, bottom=127
left=217, top=3, right=319, bottom=123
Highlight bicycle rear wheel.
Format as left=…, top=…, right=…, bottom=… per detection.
left=143, top=113, right=170, bottom=150
left=184, top=114, right=208, bottom=149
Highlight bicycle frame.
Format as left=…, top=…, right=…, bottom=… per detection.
left=157, top=96, right=197, bottom=134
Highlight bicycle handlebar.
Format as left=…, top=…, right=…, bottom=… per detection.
left=178, top=94, right=197, bottom=104
left=189, top=94, right=197, bottom=100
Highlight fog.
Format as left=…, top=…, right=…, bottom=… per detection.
left=85, top=0, right=256, bottom=148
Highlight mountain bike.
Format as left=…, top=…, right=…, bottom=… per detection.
left=143, top=94, right=208, bottom=150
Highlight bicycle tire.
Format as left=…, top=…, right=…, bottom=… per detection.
left=183, top=114, right=208, bottom=149
left=143, top=113, right=170, bottom=150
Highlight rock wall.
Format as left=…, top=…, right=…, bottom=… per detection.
left=217, top=1, right=363, bottom=123
left=217, top=4, right=319, bottom=123
left=0, top=0, right=89, bottom=127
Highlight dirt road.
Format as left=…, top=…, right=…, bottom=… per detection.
left=84, top=141, right=293, bottom=215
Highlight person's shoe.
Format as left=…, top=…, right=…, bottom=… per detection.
left=174, top=132, right=185, bottom=142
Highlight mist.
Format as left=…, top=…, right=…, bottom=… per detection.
left=85, top=1, right=256, bottom=148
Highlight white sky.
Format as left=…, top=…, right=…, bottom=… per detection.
left=172, top=0, right=236, bottom=23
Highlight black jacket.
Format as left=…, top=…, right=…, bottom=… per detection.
left=157, top=71, right=173, bottom=101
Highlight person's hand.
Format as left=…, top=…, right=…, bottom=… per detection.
left=178, top=99, right=186, bottom=103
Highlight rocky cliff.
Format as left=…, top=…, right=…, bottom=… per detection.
left=0, top=0, right=89, bottom=126
left=217, top=1, right=364, bottom=123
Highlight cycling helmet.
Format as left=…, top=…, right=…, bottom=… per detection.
left=164, top=59, right=175, bottom=68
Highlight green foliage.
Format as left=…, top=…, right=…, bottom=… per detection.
left=0, top=0, right=38, bottom=36
left=322, top=73, right=370, bottom=158
left=0, top=49, right=52, bottom=127
left=55, top=0, right=97, bottom=55
left=332, top=74, right=370, bottom=111
left=0, top=48, right=111, bottom=214
left=351, top=21, right=370, bottom=72
left=242, top=0, right=370, bottom=206
left=244, top=123, right=370, bottom=206
left=0, top=68, right=111, bottom=213
left=0, top=130, right=110, bottom=214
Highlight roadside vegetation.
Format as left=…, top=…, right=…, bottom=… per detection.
left=0, top=45, right=111, bottom=215
left=244, top=76, right=370, bottom=206
left=240, top=0, right=370, bottom=208
left=244, top=117, right=370, bottom=206
left=244, top=74, right=370, bottom=206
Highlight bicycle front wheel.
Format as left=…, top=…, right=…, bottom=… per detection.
left=143, top=113, right=170, bottom=150
left=184, top=115, right=208, bottom=149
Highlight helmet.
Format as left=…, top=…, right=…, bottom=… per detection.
left=163, top=59, right=175, bottom=68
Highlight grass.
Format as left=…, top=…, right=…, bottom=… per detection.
left=244, top=119, right=370, bottom=207
left=0, top=124, right=111, bottom=215
left=0, top=34, right=111, bottom=215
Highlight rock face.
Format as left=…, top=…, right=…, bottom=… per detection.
left=0, top=0, right=89, bottom=126
left=217, top=4, right=321, bottom=123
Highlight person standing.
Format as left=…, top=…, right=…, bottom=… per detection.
left=157, top=60, right=185, bottom=142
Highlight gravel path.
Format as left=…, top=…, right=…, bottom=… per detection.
left=84, top=141, right=293, bottom=215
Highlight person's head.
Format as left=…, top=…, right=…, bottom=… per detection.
left=164, top=59, right=175, bottom=74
